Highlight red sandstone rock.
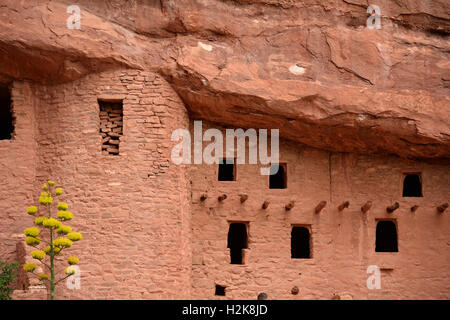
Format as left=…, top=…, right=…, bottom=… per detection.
left=0, top=0, right=448, bottom=158
left=0, top=0, right=449, bottom=301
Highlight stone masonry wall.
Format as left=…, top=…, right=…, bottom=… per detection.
left=3, top=69, right=192, bottom=299
left=0, top=81, right=38, bottom=266
left=1, top=71, right=448, bottom=300
left=99, top=101, right=124, bottom=155
left=189, top=121, right=450, bottom=300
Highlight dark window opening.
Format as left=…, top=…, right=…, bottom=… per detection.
left=291, top=226, right=311, bottom=259
left=227, top=222, right=248, bottom=264
left=402, top=174, right=422, bottom=197
left=99, top=100, right=123, bottom=155
left=376, top=220, right=398, bottom=252
left=269, top=163, right=287, bottom=189
left=218, top=158, right=235, bottom=181
left=215, top=285, right=226, bottom=296
left=0, top=84, right=13, bottom=140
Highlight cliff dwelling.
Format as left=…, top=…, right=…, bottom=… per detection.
left=0, top=0, right=448, bottom=301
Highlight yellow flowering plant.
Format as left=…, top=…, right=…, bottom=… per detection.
left=23, top=263, right=37, bottom=272
left=38, top=273, right=50, bottom=281
left=22, top=180, right=82, bottom=300
left=57, top=211, right=73, bottom=221
left=27, top=206, right=38, bottom=215
left=56, top=225, right=72, bottom=235
left=35, top=217, right=47, bottom=226
left=67, top=256, right=79, bottom=265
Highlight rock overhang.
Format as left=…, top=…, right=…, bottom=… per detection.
left=0, top=0, right=448, bottom=159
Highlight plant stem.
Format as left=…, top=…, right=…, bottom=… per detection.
left=50, top=232, right=55, bottom=299
left=48, top=198, right=55, bottom=300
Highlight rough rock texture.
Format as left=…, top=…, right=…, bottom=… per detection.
left=0, top=0, right=449, bottom=300
left=0, top=0, right=449, bottom=159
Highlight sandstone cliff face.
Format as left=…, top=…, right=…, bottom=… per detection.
left=0, top=0, right=449, bottom=158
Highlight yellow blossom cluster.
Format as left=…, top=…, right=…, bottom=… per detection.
left=39, top=192, right=53, bottom=205
left=24, top=227, right=40, bottom=237
left=38, top=273, right=49, bottom=281
left=31, top=250, right=46, bottom=260
left=26, top=206, right=38, bottom=215
left=23, top=263, right=36, bottom=272
left=25, top=236, right=41, bottom=246
left=57, top=202, right=69, bottom=211
left=43, top=217, right=62, bottom=229
left=35, top=216, right=48, bottom=226
left=55, top=188, right=63, bottom=196
left=57, top=211, right=73, bottom=221
left=44, top=245, right=61, bottom=255
left=67, top=256, right=79, bottom=265
left=56, top=225, right=72, bottom=235
left=53, top=237, right=73, bottom=248
left=64, top=267, right=77, bottom=275
left=67, top=232, right=82, bottom=242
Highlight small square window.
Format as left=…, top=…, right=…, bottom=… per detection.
left=215, top=285, right=226, bottom=296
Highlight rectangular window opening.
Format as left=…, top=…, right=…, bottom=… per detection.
left=215, top=284, right=226, bottom=296
left=291, top=226, right=311, bottom=259
left=227, top=222, right=248, bottom=264
left=269, top=163, right=287, bottom=189
left=0, top=84, right=14, bottom=140
left=402, top=173, right=422, bottom=197
left=218, top=158, right=236, bottom=181
left=376, top=220, right=398, bottom=252
left=99, top=100, right=123, bottom=155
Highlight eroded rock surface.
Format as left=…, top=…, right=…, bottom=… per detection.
left=0, top=0, right=449, bottom=158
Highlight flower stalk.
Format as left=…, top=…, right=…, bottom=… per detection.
left=22, top=181, right=82, bottom=300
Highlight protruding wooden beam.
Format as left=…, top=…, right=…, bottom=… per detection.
left=218, top=194, right=227, bottom=202
left=240, top=194, right=248, bottom=203
left=386, top=202, right=400, bottom=213
left=257, top=292, right=268, bottom=300
left=200, top=194, right=208, bottom=201
left=437, top=203, right=449, bottom=213
left=285, top=201, right=295, bottom=211
left=315, top=201, right=327, bottom=213
left=291, top=286, right=299, bottom=295
left=338, top=201, right=350, bottom=211
left=262, top=201, right=270, bottom=210
left=361, top=201, right=372, bottom=213
left=410, top=205, right=419, bottom=212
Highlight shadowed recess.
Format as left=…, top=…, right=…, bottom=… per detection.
left=376, top=221, right=398, bottom=252
left=291, top=226, right=311, bottom=259
left=0, top=84, right=13, bottom=140
left=227, top=222, right=248, bottom=264
left=403, top=174, right=422, bottom=197
left=269, top=163, right=287, bottom=189
left=218, top=158, right=236, bottom=181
